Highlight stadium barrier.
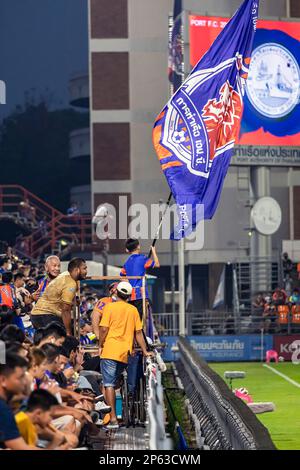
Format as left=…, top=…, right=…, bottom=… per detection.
left=273, top=335, right=300, bottom=361
left=161, top=334, right=273, bottom=362
left=177, top=337, right=276, bottom=450
left=145, top=357, right=172, bottom=450
left=161, top=334, right=300, bottom=362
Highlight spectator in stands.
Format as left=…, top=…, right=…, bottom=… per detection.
left=0, top=272, right=17, bottom=310
left=0, top=256, right=11, bottom=275
left=91, top=283, right=117, bottom=340
left=6, top=342, right=29, bottom=358
left=262, top=295, right=276, bottom=333
left=15, top=235, right=30, bottom=257
left=120, top=239, right=159, bottom=396
left=26, top=348, right=48, bottom=391
left=40, top=343, right=94, bottom=413
left=0, top=324, right=25, bottom=344
left=31, top=258, right=87, bottom=333
left=59, top=337, right=107, bottom=409
left=0, top=350, right=79, bottom=450
left=0, top=353, right=36, bottom=450
left=14, top=273, right=30, bottom=311
left=272, top=287, right=287, bottom=306
left=32, top=255, right=61, bottom=301
left=19, top=198, right=36, bottom=225
left=282, top=252, right=293, bottom=280
left=14, top=272, right=25, bottom=290
left=121, top=238, right=160, bottom=320
left=15, top=389, right=71, bottom=449
left=33, top=323, right=67, bottom=348
left=289, top=288, right=300, bottom=306
left=79, top=319, right=97, bottom=346
left=99, top=281, right=152, bottom=429
left=38, top=216, right=48, bottom=238
left=67, top=202, right=79, bottom=217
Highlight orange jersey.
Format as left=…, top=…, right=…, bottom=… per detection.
left=0, top=284, right=15, bottom=308
left=94, top=296, right=113, bottom=319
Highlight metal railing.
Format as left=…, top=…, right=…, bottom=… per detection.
left=0, top=184, right=92, bottom=258
left=145, top=355, right=172, bottom=450
left=176, top=337, right=276, bottom=450
left=152, top=309, right=300, bottom=336
left=233, top=255, right=283, bottom=312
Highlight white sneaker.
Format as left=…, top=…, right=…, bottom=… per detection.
left=95, top=401, right=111, bottom=414
left=106, top=422, right=119, bottom=430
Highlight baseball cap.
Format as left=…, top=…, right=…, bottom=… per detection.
left=117, top=281, right=132, bottom=296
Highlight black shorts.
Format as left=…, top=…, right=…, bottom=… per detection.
left=30, top=314, right=64, bottom=330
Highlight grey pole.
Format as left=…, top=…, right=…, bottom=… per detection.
left=250, top=166, right=272, bottom=296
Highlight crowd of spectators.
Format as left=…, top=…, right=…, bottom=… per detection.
left=252, top=286, right=300, bottom=334
left=0, top=238, right=157, bottom=450
left=0, top=248, right=125, bottom=450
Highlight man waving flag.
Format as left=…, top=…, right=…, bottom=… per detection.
left=153, top=0, right=259, bottom=239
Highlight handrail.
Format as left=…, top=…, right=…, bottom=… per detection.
left=145, top=354, right=171, bottom=450
left=0, top=184, right=92, bottom=258
left=0, top=184, right=63, bottom=216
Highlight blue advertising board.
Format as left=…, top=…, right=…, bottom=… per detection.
left=162, top=335, right=274, bottom=362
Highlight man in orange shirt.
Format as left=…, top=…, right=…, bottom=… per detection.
left=91, top=282, right=117, bottom=340
left=99, top=282, right=152, bottom=429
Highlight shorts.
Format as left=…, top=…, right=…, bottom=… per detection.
left=30, top=314, right=64, bottom=329
left=100, top=359, right=126, bottom=388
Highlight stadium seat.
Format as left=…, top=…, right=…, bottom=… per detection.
left=291, top=305, right=300, bottom=333
left=276, top=305, right=290, bottom=332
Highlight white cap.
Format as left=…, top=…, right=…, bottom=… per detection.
left=117, top=281, right=132, bottom=296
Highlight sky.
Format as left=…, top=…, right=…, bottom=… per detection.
left=0, top=0, right=88, bottom=121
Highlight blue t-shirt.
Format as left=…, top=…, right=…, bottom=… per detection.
left=120, top=254, right=154, bottom=300
left=0, top=398, right=20, bottom=447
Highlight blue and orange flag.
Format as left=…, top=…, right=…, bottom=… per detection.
left=153, top=0, right=259, bottom=239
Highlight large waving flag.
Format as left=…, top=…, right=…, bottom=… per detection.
left=153, top=0, right=259, bottom=239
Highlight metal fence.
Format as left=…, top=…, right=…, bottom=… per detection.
left=145, top=356, right=172, bottom=450
left=152, top=310, right=300, bottom=336
left=176, top=337, right=276, bottom=450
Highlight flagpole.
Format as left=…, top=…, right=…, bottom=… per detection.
left=178, top=238, right=185, bottom=335
left=178, top=3, right=187, bottom=338
left=148, top=192, right=172, bottom=257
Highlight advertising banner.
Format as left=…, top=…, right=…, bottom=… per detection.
left=189, top=16, right=300, bottom=164
left=273, top=334, right=300, bottom=361
left=162, top=334, right=273, bottom=362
